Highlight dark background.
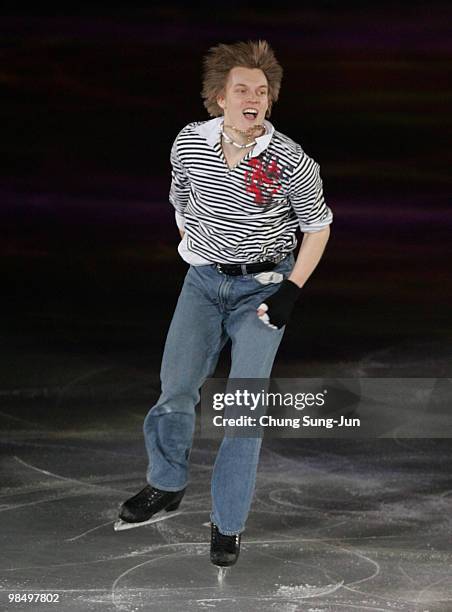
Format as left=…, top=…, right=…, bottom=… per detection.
left=1, top=3, right=451, bottom=378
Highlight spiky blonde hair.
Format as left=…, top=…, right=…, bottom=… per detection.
left=201, top=40, right=283, bottom=118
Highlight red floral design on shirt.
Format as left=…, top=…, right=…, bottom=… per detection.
left=244, top=157, right=282, bottom=204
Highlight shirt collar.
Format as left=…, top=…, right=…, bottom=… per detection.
left=195, top=116, right=275, bottom=158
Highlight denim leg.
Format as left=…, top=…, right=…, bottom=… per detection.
left=210, top=285, right=287, bottom=534
left=144, top=266, right=227, bottom=491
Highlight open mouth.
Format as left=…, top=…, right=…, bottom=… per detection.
left=242, top=108, right=258, bottom=121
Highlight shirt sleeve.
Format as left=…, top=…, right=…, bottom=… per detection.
left=288, top=150, right=333, bottom=233
left=169, top=136, right=190, bottom=228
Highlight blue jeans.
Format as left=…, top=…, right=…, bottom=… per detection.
left=143, top=252, right=295, bottom=535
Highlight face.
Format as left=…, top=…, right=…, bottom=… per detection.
left=216, top=66, right=269, bottom=129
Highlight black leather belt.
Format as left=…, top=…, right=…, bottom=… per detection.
left=214, top=260, right=278, bottom=276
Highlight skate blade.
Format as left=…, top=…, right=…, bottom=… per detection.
left=217, top=566, right=230, bottom=585
left=114, top=509, right=182, bottom=531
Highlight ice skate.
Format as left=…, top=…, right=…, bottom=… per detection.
left=114, top=485, right=185, bottom=532
left=210, top=522, right=241, bottom=567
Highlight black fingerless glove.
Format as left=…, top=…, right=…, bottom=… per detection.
left=261, top=279, right=301, bottom=329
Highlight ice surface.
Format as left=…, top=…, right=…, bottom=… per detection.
left=1, top=342, right=452, bottom=610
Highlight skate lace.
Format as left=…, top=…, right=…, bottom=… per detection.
left=136, top=486, right=165, bottom=506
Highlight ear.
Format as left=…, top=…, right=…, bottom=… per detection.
left=216, top=91, right=225, bottom=110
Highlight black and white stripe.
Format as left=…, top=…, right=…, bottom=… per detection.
left=169, top=117, right=333, bottom=265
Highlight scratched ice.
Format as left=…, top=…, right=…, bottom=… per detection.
left=1, top=338, right=452, bottom=610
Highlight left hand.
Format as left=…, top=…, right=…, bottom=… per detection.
left=257, top=279, right=301, bottom=329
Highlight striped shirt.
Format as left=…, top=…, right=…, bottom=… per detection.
left=170, top=116, right=333, bottom=265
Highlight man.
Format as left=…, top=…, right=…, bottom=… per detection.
left=117, top=40, right=332, bottom=567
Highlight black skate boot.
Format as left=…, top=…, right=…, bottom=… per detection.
left=118, top=485, right=185, bottom=524
left=210, top=522, right=241, bottom=567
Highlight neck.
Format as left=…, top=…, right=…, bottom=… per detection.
left=222, top=119, right=266, bottom=144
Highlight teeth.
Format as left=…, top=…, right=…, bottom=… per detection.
left=243, top=108, right=258, bottom=115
